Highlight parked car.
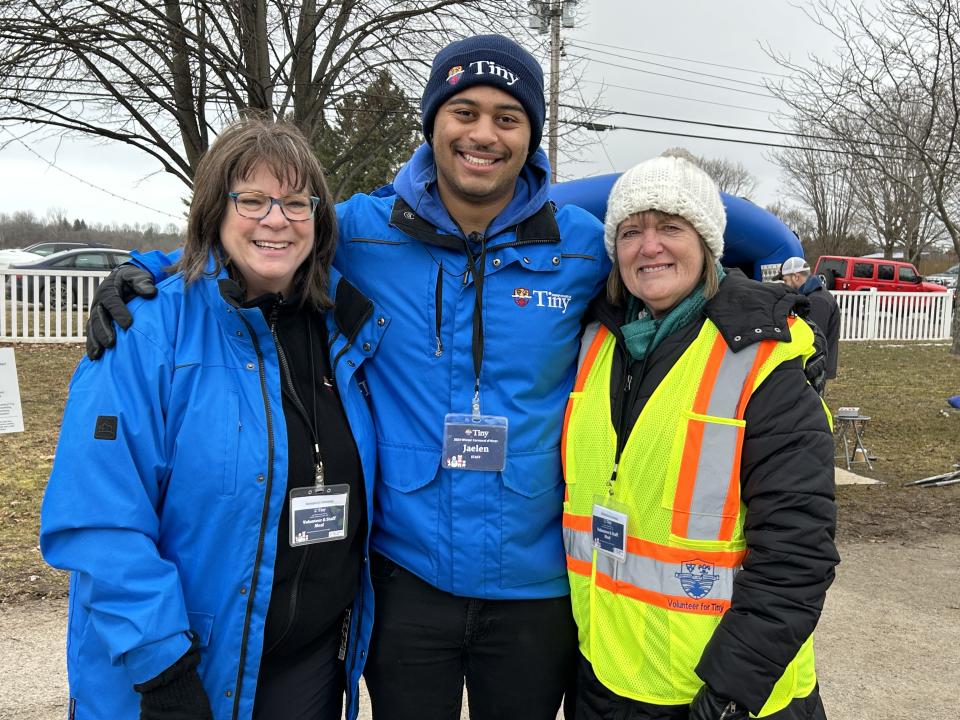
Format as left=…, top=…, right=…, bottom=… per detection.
left=7, top=248, right=131, bottom=307
left=814, top=255, right=948, bottom=294
left=926, top=263, right=958, bottom=289
left=0, top=241, right=112, bottom=270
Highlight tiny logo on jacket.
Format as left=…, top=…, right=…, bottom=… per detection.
left=675, top=559, right=719, bottom=599
left=511, top=287, right=572, bottom=314
left=446, top=65, right=464, bottom=85
left=513, top=288, right=531, bottom=306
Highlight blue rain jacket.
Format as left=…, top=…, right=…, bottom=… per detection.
left=335, top=144, right=608, bottom=598
left=40, top=264, right=385, bottom=720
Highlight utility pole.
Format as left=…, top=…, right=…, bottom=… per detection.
left=529, top=1, right=577, bottom=183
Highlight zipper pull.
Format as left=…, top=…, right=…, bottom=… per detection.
left=625, top=375, right=632, bottom=392
left=435, top=336, right=444, bottom=357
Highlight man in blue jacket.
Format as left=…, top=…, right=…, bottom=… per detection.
left=86, top=35, right=608, bottom=719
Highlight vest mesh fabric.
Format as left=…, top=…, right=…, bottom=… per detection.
left=563, top=319, right=819, bottom=715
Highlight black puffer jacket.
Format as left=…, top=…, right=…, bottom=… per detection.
left=587, top=271, right=839, bottom=718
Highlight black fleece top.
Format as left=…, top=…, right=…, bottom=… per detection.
left=250, top=293, right=366, bottom=660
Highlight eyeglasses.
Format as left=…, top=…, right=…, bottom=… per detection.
left=226, top=192, right=320, bottom=222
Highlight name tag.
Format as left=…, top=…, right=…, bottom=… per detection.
left=592, top=503, right=628, bottom=561
left=289, top=485, right=350, bottom=547
left=441, top=413, right=508, bottom=472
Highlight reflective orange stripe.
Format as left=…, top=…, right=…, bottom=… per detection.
left=563, top=513, right=745, bottom=567
left=562, top=326, right=610, bottom=482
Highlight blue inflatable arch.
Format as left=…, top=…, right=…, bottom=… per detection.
left=550, top=173, right=802, bottom=281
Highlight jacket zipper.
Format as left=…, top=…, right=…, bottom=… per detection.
left=434, top=262, right=444, bottom=357
left=231, top=312, right=275, bottom=720
left=263, top=304, right=318, bottom=654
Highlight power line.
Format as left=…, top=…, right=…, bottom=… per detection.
left=1, top=127, right=184, bottom=221
left=566, top=53, right=777, bottom=99
left=568, top=42, right=771, bottom=89
left=561, top=103, right=910, bottom=150
left=578, top=79, right=778, bottom=114
left=559, top=118, right=904, bottom=160
left=572, top=39, right=792, bottom=79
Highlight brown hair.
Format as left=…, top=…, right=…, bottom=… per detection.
left=179, top=115, right=336, bottom=308
left=606, top=212, right=720, bottom=307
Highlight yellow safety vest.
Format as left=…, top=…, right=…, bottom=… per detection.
left=562, top=317, right=820, bottom=716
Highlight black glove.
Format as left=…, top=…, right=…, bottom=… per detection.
left=803, top=318, right=828, bottom=396
left=133, top=636, right=213, bottom=720
left=688, top=685, right=747, bottom=720
left=86, top=264, right=158, bottom=360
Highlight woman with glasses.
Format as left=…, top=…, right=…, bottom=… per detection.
left=40, top=117, right=384, bottom=720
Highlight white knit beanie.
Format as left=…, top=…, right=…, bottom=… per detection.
left=603, top=156, right=726, bottom=262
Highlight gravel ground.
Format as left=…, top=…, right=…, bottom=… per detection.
left=3, top=535, right=958, bottom=720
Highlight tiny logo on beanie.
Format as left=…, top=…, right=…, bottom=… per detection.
left=446, top=65, right=464, bottom=85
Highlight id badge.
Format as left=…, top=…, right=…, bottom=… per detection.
left=442, top=413, right=508, bottom=472
left=592, top=499, right=629, bottom=562
left=289, top=484, right=350, bottom=547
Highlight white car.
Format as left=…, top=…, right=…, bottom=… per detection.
left=927, top=263, right=958, bottom=289
left=0, top=248, right=42, bottom=269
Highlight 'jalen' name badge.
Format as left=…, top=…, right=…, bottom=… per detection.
left=442, top=413, right=508, bottom=472
left=289, top=485, right=349, bottom=546
left=592, top=503, right=628, bottom=561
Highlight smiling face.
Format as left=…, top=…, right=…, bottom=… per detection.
left=219, top=164, right=315, bottom=299
left=431, top=84, right=530, bottom=225
left=616, top=211, right=706, bottom=317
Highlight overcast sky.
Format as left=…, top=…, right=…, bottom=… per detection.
left=0, top=1, right=839, bottom=231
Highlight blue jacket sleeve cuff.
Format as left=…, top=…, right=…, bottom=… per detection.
left=123, top=630, right=193, bottom=686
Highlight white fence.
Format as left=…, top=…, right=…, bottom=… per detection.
left=834, top=289, right=955, bottom=341
left=0, top=269, right=955, bottom=343
left=1, top=267, right=109, bottom=343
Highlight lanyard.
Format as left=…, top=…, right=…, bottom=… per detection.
left=463, top=231, right=488, bottom=418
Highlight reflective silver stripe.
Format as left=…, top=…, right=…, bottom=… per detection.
left=705, top=341, right=760, bottom=417
left=684, top=340, right=760, bottom=539
left=565, top=526, right=739, bottom=601
left=686, top=422, right=740, bottom=539
left=577, top=321, right=603, bottom=375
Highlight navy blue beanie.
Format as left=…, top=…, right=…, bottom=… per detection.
left=421, top=34, right=546, bottom=154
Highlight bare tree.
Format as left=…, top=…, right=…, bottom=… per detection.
left=772, top=133, right=868, bottom=257
left=661, top=147, right=760, bottom=198
left=768, top=0, right=960, bottom=354
left=0, top=0, right=530, bottom=190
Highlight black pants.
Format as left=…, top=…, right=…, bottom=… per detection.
left=575, top=653, right=827, bottom=720
left=253, top=618, right=346, bottom=720
left=364, top=553, right=578, bottom=720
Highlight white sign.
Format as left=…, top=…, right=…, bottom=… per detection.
left=0, top=347, right=25, bottom=434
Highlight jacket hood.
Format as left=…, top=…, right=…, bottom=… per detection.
left=799, top=274, right=824, bottom=295
left=391, top=142, right=553, bottom=238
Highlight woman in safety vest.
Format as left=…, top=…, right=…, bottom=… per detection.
left=562, top=156, right=838, bottom=720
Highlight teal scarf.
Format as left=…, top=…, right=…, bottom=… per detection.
left=620, top=264, right=726, bottom=362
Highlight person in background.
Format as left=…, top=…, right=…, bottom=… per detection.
left=781, top=256, right=840, bottom=393
left=562, top=157, right=838, bottom=720
left=40, top=117, right=383, bottom=720
left=82, top=35, right=609, bottom=720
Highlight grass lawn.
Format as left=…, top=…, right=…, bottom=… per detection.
left=0, top=339, right=958, bottom=603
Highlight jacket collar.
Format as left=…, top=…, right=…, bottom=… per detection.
left=389, top=195, right=561, bottom=251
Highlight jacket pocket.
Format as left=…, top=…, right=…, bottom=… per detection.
left=500, top=448, right=566, bottom=588
left=378, top=441, right=441, bottom=493
left=187, top=611, right=215, bottom=648
left=662, top=411, right=744, bottom=543
left=220, top=390, right=240, bottom=496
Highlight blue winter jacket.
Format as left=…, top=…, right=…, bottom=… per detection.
left=40, top=263, right=385, bottom=720
left=126, top=145, right=608, bottom=599
left=336, top=144, right=608, bottom=598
